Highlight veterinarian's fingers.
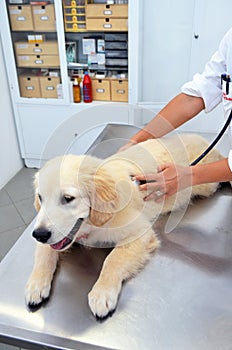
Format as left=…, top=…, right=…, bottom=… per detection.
left=144, top=190, right=165, bottom=201
left=157, top=163, right=172, bottom=173
left=134, top=173, right=157, bottom=183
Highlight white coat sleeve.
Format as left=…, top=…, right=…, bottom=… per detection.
left=181, top=29, right=232, bottom=113
left=228, top=150, right=232, bottom=172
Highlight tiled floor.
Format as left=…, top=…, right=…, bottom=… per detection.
left=0, top=167, right=37, bottom=262
left=0, top=167, right=37, bottom=350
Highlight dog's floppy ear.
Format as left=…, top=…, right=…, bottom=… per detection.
left=89, top=167, right=118, bottom=227
left=33, top=172, right=41, bottom=212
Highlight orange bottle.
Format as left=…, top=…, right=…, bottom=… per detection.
left=73, top=78, right=81, bottom=103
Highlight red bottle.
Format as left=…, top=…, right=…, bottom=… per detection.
left=83, top=71, right=92, bottom=103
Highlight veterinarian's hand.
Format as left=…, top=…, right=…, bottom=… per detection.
left=134, top=163, right=192, bottom=201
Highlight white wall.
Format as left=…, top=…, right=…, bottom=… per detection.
left=0, top=35, right=23, bottom=190
left=138, top=0, right=232, bottom=133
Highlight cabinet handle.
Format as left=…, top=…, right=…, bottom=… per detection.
left=194, top=33, right=199, bottom=39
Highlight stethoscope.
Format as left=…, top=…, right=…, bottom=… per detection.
left=190, top=74, right=232, bottom=166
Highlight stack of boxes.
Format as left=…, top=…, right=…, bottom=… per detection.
left=8, top=1, right=128, bottom=101
left=18, top=74, right=60, bottom=99
left=8, top=4, right=57, bottom=31
left=91, top=77, right=128, bottom=102
left=8, top=3, right=60, bottom=98
left=63, top=0, right=89, bottom=32
left=85, top=2, right=128, bottom=102
left=85, top=2, right=128, bottom=31
left=15, top=41, right=59, bottom=68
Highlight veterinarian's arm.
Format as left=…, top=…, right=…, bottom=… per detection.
left=118, top=93, right=204, bottom=152
left=132, top=93, right=205, bottom=142
left=135, top=158, right=232, bottom=201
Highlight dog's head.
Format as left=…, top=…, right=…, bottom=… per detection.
left=33, top=155, right=118, bottom=251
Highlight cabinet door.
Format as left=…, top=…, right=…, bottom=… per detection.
left=139, top=0, right=195, bottom=103
left=189, top=0, right=232, bottom=77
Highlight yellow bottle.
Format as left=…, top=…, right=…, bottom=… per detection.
left=73, top=78, right=81, bottom=103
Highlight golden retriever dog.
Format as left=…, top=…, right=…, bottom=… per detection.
left=25, top=134, right=223, bottom=319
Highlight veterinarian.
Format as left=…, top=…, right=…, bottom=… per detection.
left=121, top=27, right=232, bottom=201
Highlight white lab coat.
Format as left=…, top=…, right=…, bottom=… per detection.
left=181, top=27, right=232, bottom=171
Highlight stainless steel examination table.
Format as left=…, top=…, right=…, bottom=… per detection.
left=0, top=124, right=232, bottom=350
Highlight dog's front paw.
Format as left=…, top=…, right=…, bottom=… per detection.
left=88, top=281, right=121, bottom=319
left=25, top=272, right=52, bottom=311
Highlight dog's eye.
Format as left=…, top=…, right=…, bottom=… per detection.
left=62, top=195, right=75, bottom=204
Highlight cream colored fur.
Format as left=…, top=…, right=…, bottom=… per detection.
left=25, top=134, right=223, bottom=318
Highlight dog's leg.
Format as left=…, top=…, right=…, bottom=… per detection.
left=25, top=243, right=59, bottom=311
left=88, top=230, right=159, bottom=319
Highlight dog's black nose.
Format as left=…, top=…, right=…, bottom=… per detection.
left=32, top=228, right=51, bottom=243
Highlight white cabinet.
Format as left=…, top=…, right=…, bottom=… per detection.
left=18, top=103, right=130, bottom=167
left=2, top=0, right=232, bottom=168
left=1, top=0, right=137, bottom=167
left=138, top=0, right=232, bottom=132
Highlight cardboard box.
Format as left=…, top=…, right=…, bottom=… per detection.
left=40, top=76, right=60, bottom=98
left=111, top=79, right=128, bottom=102
left=19, top=75, right=41, bottom=98
left=86, top=18, right=128, bottom=31
left=8, top=5, right=34, bottom=31
left=92, top=78, right=110, bottom=101
left=16, top=54, right=60, bottom=68
left=15, top=41, right=59, bottom=56
left=32, top=4, right=56, bottom=31
left=86, top=4, right=128, bottom=18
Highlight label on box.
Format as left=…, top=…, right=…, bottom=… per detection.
left=96, top=88, right=105, bottom=93
left=104, top=10, right=112, bottom=15
left=26, top=86, right=34, bottom=90
left=49, top=72, right=59, bottom=77
left=46, top=86, right=55, bottom=91
left=18, top=56, right=29, bottom=60
left=103, top=24, right=112, bottom=29
left=40, top=16, right=49, bottom=21
left=116, top=89, right=125, bottom=94
left=35, top=59, right=43, bottom=64
left=10, top=9, right=21, bottom=14
left=34, top=9, right=45, bottom=14
left=16, top=16, right=26, bottom=21
left=17, top=44, right=29, bottom=49
left=33, top=48, right=42, bottom=53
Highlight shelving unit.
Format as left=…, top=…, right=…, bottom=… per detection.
left=1, top=0, right=140, bottom=168
left=7, top=1, right=62, bottom=99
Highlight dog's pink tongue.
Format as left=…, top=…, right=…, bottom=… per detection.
left=50, top=237, right=70, bottom=250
